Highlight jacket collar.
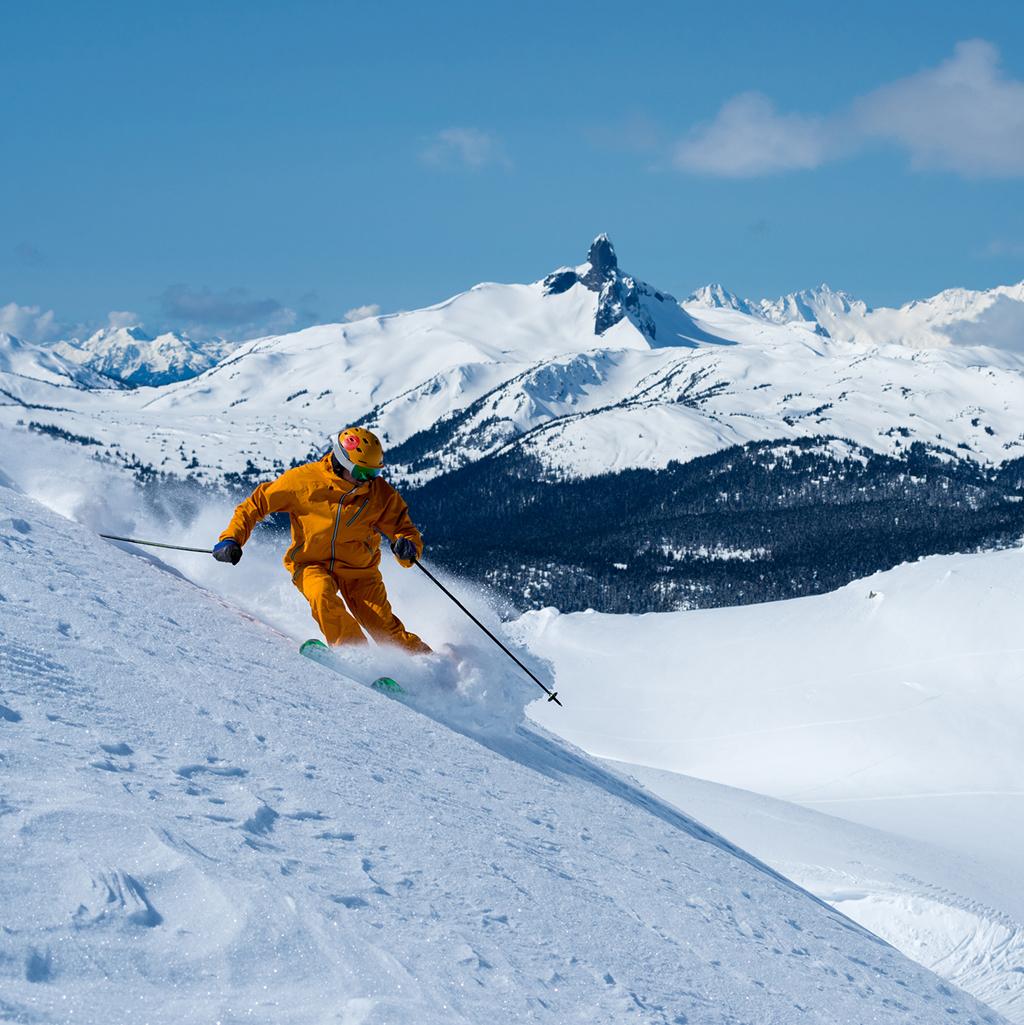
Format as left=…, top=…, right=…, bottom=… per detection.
left=321, top=452, right=370, bottom=497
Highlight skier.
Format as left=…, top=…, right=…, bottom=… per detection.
left=212, top=427, right=430, bottom=654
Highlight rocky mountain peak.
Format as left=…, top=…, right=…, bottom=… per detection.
left=541, top=236, right=712, bottom=346
left=542, top=234, right=621, bottom=298
left=86, top=324, right=155, bottom=345
left=581, top=234, right=618, bottom=286
left=688, top=284, right=753, bottom=314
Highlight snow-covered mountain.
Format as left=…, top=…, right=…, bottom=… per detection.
left=0, top=479, right=1008, bottom=1025
left=5, top=236, right=1024, bottom=491
left=852, top=282, right=1024, bottom=351
left=0, top=331, right=119, bottom=391
left=686, top=280, right=1024, bottom=351
left=687, top=282, right=860, bottom=337
left=53, top=325, right=236, bottom=387
left=687, top=283, right=756, bottom=315
left=0, top=237, right=743, bottom=485
left=381, top=327, right=1024, bottom=484
left=759, top=285, right=865, bottom=334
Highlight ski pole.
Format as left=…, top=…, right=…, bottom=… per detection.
left=99, top=533, right=213, bottom=555
left=412, top=558, right=562, bottom=706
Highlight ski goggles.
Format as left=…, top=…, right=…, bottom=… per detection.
left=350, top=463, right=382, bottom=482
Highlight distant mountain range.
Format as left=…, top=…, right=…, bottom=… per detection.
left=4, top=235, right=1024, bottom=613
left=687, top=279, right=1024, bottom=351
left=10, top=236, right=1024, bottom=389
left=0, top=330, right=117, bottom=391
left=51, top=325, right=235, bottom=387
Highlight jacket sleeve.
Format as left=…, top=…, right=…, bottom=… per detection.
left=375, top=487, right=424, bottom=567
left=220, top=472, right=297, bottom=547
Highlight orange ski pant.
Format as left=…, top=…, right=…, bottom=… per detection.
left=293, top=564, right=430, bottom=654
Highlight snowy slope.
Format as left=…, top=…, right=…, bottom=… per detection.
left=53, top=326, right=236, bottom=387
left=0, top=483, right=1007, bottom=1024
left=517, top=548, right=1024, bottom=1021
left=383, top=328, right=1024, bottom=482
left=603, top=765, right=1024, bottom=1024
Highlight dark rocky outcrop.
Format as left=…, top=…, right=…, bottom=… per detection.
left=542, top=235, right=719, bottom=347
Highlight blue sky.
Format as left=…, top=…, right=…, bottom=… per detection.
left=3, top=0, right=1023, bottom=341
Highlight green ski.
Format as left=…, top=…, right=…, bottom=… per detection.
left=299, top=638, right=405, bottom=695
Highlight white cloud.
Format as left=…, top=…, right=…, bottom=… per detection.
left=674, top=93, right=834, bottom=176
left=344, top=304, right=381, bottom=322
left=674, top=40, right=1024, bottom=179
left=107, top=310, right=141, bottom=329
left=0, top=302, right=64, bottom=343
left=420, top=128, right=509, bottom=170
left=159, top=285, right=316, bottom=341
left=854, top=40, right=1024, bottom=176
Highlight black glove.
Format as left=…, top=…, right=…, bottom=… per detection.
left=212, top=539, right=243, bottom=565
left=391, top=536, right=418, bottom=563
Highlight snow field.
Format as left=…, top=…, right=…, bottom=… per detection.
left=518, top=549, right=1024, bottom=1021
left=0, top=482, right=1007, bottom=1024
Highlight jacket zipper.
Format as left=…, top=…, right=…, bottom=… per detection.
left=346, top=498, right=369, bottom=527
left=327, top=501, right=344, bottom=574
left=328, top=486, right=366, bottom=573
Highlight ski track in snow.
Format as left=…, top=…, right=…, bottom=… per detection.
left=603, top=764, right=1024, bottom=1025
left=0, top=483, right=1009, bottom=1023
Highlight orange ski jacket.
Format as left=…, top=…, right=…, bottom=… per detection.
left=220, top=454, right=424, bottom=576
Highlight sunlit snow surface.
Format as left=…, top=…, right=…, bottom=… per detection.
left=519, top=550, right=1024, bottom=1022
left=0, top=483, right=1008, bottom=1023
